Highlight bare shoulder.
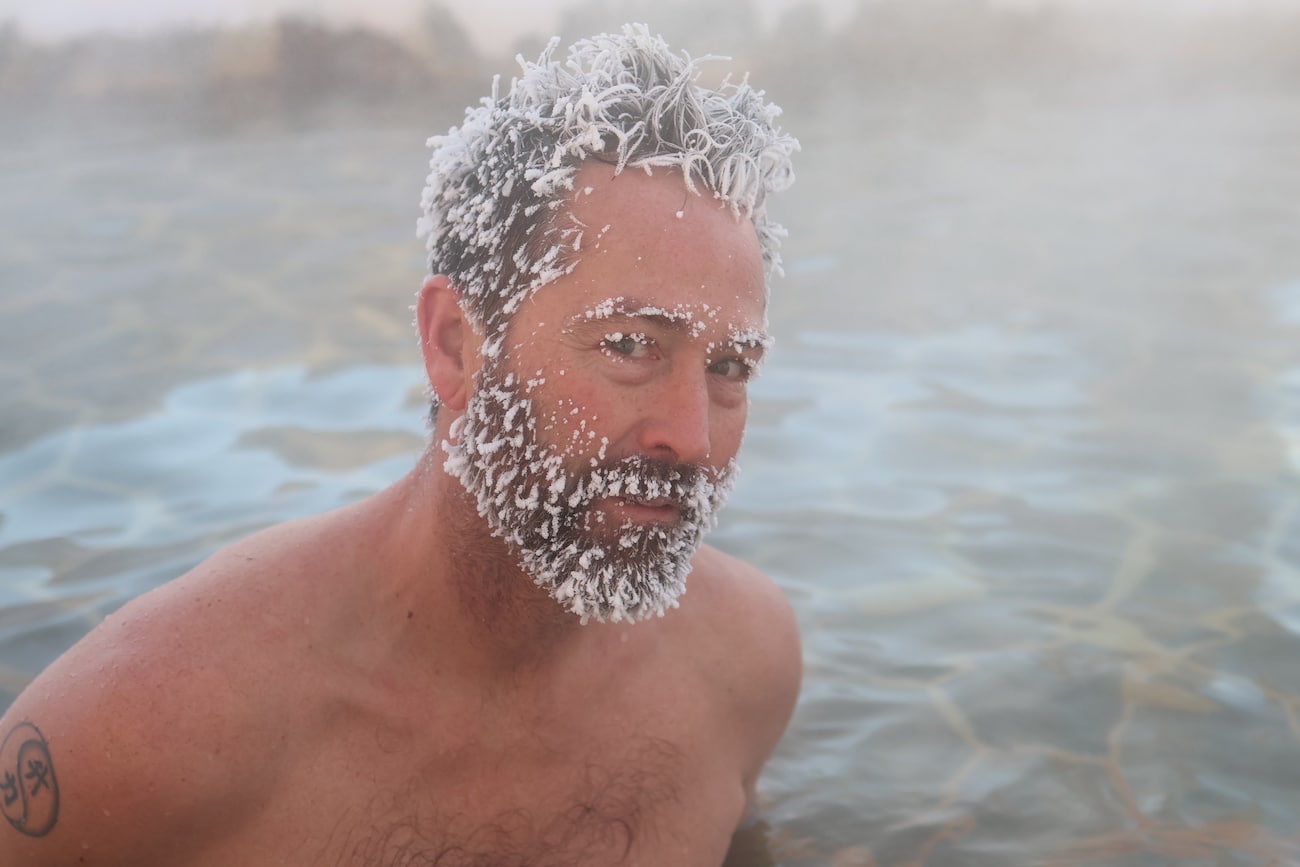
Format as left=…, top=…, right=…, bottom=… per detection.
left=689, top=543, right=801, bottom=655
left=684, top=545, right=803, bottom=766
left=0, top=511, right=353, bottom=863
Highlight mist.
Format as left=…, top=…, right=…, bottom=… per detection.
left=4, top=0, right=1300, bottom=136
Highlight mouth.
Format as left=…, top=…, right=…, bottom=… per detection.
left=598, top=495, right=682, bottom=525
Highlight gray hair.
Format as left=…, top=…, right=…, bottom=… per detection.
left=416, top=23, right=799, bottom=343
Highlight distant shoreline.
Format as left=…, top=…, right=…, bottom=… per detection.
left=3, top=3, right=1299, bottom=134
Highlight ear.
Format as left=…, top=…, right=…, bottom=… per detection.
left=416, top=274, right=478, bottom=412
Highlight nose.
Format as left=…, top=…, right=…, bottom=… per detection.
left=636, top=368, right=712, bottom=466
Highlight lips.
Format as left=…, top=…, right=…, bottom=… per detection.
left=602, top=495, right=682, bottom=524
left=625, top=496, right=676, bottom=509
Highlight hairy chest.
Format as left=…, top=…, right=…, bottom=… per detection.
left=245, top=729, right=743, bottom=867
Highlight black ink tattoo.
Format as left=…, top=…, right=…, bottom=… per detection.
left=0, top=722, right=59, bottom=837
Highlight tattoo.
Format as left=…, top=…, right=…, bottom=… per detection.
left=0, top=722, right=59, bottom=837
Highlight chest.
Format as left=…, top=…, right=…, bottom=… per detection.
left=239, top=704, right=746, bottom=867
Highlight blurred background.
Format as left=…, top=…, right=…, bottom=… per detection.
left=2, top=1, right=1300, bottom=865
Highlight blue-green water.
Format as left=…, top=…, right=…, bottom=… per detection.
left=3, top=73, right=1300, bottom=865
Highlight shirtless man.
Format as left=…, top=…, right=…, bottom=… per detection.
left=0, top=25, right=801, bottom=866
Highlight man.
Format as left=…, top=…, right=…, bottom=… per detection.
left=0, top=24, right=801, bottom=866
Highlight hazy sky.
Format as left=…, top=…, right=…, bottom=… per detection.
left=4, top=0, right=1295, bottom=55
left=0, top=0, right=867, bottom=53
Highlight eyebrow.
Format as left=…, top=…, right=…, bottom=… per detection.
left=567, top=298, right=772, bottom=355
left=725, top=327, right=775, bottom=354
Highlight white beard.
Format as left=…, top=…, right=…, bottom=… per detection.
left=442, top=362, right=736, bottom=624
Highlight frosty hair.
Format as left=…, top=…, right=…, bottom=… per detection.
left=416, top=23, right=799, bottom=340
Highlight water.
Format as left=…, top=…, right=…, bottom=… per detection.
left=4, top=40, right=1300, bottom=867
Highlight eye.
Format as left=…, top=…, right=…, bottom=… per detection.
left=708, top=356, right=756, bottom=382
left=601, top=332, right=653, bottom=359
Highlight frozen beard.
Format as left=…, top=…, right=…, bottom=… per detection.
left=442, top=359, right=736, bottom=624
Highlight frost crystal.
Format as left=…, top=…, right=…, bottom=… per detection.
left=445, top=357, right=736, bottom=624
left=417, top=23, right=798, bottom=339
left=419, top=24, right=792, bottom=622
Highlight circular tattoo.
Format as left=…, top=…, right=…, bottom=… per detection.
left=0, top=722, right=60, bottom=837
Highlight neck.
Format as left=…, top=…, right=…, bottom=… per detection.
left=405, top=447, right=593, bottom=678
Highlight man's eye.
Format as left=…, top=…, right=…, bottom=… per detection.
left=602, top=333, right=652, bottom=358
left=709, top=357, right=755, bottom=381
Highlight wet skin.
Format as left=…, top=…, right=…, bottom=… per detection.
left=0, top=163, right=802, bottom=866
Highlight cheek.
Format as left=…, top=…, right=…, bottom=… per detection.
left=526, top=379, right=617, bottom=458
left=710, top=403, right=750, bottom=462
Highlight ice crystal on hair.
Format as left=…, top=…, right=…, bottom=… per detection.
left=417, top=23, right=798, bottom=341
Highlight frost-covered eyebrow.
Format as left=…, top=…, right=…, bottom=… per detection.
left=724, top=328, right=774, bottom=355
left=567, top=298, right=771, bottom=355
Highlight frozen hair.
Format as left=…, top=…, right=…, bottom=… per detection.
left=416, top=23, right=799, bottom=340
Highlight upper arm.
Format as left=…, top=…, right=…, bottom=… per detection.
left=740, top=578, right=802, bottom=813
left=696, top=547, right=803, bottom=802
left=0, top=691, right=193, bottom=866
left=0, top=648, right=155, bottom=865
left=0, top=590, right=272, bottom=865
left=732, top=555, right=803, bottom=750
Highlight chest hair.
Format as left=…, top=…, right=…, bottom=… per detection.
left=321, top=740, right=685, bottom=867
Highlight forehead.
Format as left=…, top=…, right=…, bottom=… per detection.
left=516, top=163, right=768, bottom=335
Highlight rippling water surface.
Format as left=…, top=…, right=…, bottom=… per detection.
left=3, top=69, right=1300, bottom=865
